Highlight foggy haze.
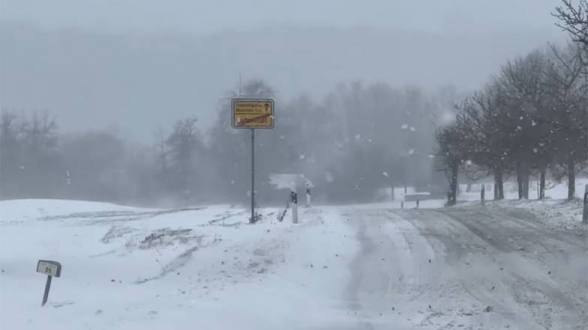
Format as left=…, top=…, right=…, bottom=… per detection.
left=2, top=2, right=588, bottom=329
left=1, top=0, right=566, bottom=140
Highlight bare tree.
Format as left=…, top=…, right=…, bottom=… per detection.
left=500, top=51, right=551, bottom=199
left=545, top=43, right=588, bottom=200
left=435, top=123, right=466, bottom=206
left=0, top=111, right=22, bottom=198
left=554, top=0, right=588, bottom=46
left=164, top=117, right=203, bottom=202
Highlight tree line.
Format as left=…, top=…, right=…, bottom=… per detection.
left=0, top=81, right=456, bottom=206
left=436, top=40, right=588, bottom=203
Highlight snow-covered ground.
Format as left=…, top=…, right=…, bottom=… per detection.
left=0, top=200, right=358, bottom=329
left=1, top=191, right=586, bottom=329
left=458, top=178, right=588, bottom=201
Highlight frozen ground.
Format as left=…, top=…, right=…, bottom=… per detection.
left=0, top=195, right=586, bottom=329
left=457, top=178, right=588, bottom=201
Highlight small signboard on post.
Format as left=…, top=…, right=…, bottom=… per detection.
left=231, top=98, right=275, bottom=223
left=37, top=260, right=61, bottom=306
left=232, top=99, right=274, bottom=129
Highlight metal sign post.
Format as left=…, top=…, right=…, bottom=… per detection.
left=36, top=260, right=62, bottom=306
left=232, top=98, right=274, bottom=224
left=251, top=128, right=255, bottom=223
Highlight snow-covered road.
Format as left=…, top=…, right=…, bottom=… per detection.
left=1, top=200, right=586, bottom=329
left=339, top=206, right=587, bottom=330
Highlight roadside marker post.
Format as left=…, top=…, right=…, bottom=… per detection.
left=231, top=98, right=274, bottom=223
left=36, top=260, right=61, bottom=306
left=291, top=189, right=299, bottom=224
left=481, top=185, right=485, bottom=205
left=583, top=184, right=588, bottom=224
left=277, top=194, right=290, bottom=222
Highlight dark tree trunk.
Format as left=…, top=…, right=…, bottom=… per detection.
left=498, top=179, right=504, bottom=200
left=448, top=162, right=458, bottom=206
left=568, top=156, right=576, bottom=200
left=516, top=162, right=530, bottom=199
left=516, top=162, right=524, bottom=200
left=494, top=170, right=504, bottom=200
left=539, top=167, right=546, bottom=200
left=522, top=170, right=530, bottom=199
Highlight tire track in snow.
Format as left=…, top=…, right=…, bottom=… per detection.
left=428, top=208, right=587, bottom=330
left=345, top=216, right=376, bottom=330
left=397, top=210, right=541, bottom=329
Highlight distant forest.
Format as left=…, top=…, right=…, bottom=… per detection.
left=1, top=80, right=456, bottom=206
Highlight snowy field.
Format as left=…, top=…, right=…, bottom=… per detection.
left=0, top=180, right=586, bottom=330
left=0, top=201, right=358, bottom=329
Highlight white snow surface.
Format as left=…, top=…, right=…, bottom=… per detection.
left=1, top=194, right=586, bottom=329
left=0, top=201, right=357, bottom=330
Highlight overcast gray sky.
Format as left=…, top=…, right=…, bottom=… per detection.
left=2, top=0, right=561, bottom=35
left=0, top=0, right=569, bottom=141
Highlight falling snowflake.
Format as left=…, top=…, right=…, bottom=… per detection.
left=531, top=120, right=537, bottom=127
left=409, top=126, right=416, bottom=132
left=299, top=154, right=306, bottom=160
left=428, top=154, right=435, bottom=158
left=466, top=160, right=473, bottom=166
left=401, top=124, right=408, bottom=129
left=325, top=171, right=334, bottom=183
left=368, top=139, right=373, bottom=143
left=382, top=172, right=389, bottom=178
left=533, top=148, right=538, bottom=153
left=408, top=149, right=415, bottom=155
left=280, top=135, right=285, bottom=139
left=355, top=134, right=361, bottom=141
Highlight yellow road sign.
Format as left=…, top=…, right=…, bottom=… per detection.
left=232, top=98, right=274, bottom=129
